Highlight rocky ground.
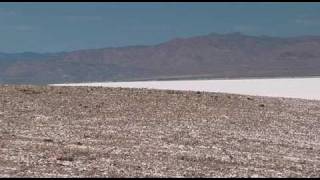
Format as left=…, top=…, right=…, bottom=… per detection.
left=0, top=85, right=319, bottom=177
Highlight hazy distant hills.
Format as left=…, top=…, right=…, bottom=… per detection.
left=1, top=32, right=320, bottom=84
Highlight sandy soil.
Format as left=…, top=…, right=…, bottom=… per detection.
left=0, top=85, right=320, bottom=177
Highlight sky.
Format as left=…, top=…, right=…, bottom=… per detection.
left=0, top=2, right=320, bottom=53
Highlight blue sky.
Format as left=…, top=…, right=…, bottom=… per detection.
left=0, top=2, right=320, bottom=53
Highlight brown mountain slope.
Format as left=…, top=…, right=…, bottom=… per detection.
left=1, top=33, right=320, bottom=84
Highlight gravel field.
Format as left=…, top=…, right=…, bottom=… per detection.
left=0, top=85, right=320, bottom=177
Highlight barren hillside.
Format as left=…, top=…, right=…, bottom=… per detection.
left=0, top=85, right=320, bottom=177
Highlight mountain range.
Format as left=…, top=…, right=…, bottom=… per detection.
left=1, top=32, right=320, bottom=84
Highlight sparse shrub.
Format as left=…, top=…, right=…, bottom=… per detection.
left=43, top=138, right=54, bottom=143
left=57, top=155, right=74, bottom=162
left=19, top=88, right=42, bottom=95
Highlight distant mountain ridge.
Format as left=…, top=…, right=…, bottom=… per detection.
left=1, top=32, right=320, bottom=84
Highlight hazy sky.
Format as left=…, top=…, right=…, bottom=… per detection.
left=1, top=2, right=320, bottom=53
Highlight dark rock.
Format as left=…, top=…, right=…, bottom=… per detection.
left=75, top=142, right=83, bottom=145
left=43, top=138, right=54, bottom=143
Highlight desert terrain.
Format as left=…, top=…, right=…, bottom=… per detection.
left=0, top=85, right=320, bottom=177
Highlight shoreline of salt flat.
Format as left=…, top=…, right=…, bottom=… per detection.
left=51, top=77, right=320, bottom=100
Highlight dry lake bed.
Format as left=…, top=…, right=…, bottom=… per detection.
left=52, top=77, right=320, bottom=100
